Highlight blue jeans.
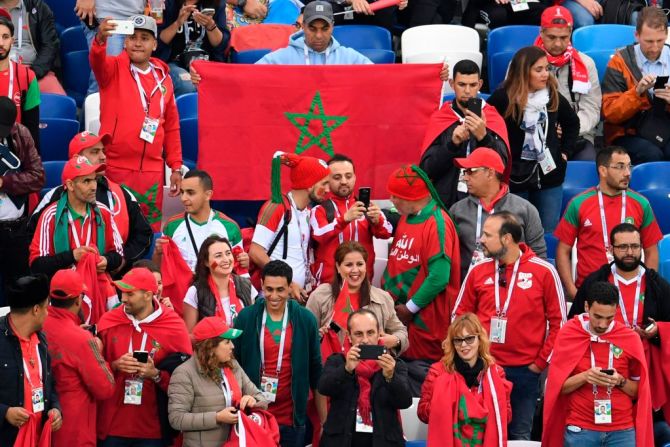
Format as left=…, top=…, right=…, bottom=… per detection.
left=613, top=135, right=670, bottom=164
left=562, top=0, right=637, bottom=27
left=279, top=424, right=306, bottom=447
left=99, top=436, right=163, bottom=447
left=168, top=62, right=197, bottom=97
left=564, top=426, right=635, bottom=446
left=83, top=23, right=126, bottom=94
left=514, top=184, right=563, bottom=234
left=504, top=365, right=541, bottom=440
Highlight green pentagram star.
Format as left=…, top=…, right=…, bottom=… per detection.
left=396, top=167, right=420, bottom=186
left=284, top=91, right=348, bottom=157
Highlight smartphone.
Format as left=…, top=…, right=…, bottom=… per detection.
left=601, top=369, right=614, bottom=376
left=201, top=8, right=216, bottom=16
left=109, top=20, right=135, bottom=35
left=358, top=187, right=371, bottom=209
left=83, top=16, right=100, bottom=30
left=466, top=97, right=482, bottom=117
left=655, top=75, right=669, bottom=90
left=86, top=324, right=97, bottom=336
left=133, top=350, right=149, bottom=363
left=329, top=321, right=341, bottom=334
left=358, top=344, right=387, bottom=360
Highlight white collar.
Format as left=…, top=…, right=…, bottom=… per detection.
left=124, top=300, right=163, bottom=331
left=131, top=64, right=152, bottom=75
left=578, top=313, right=615, bottom=341
left=613, top=266, right=645, bottom=286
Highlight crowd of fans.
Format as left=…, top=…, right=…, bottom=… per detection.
left=3, top=0, right=670, bottom=446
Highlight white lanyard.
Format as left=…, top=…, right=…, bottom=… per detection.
left=127, top=331, right=149, bottom=353
left=590, top=342, right=614, bottom=396
left=611, top=265, right=644, bottom=328
left=220, top=368, right=233, bottom=407
left=337, top=198, right=359, bottom=244
left=130, top=64, right=165, bottom=117
left=493, top=255, right=521, bottom=317
left=259, top=306, right=289, bottom=375
left=288, top=194, right=310, bottom=268
left=475, top=204, right=493, bottom=245
left=6, top=60, right=14, bottom=99
left=67, top=209, right=92, bottom=248
left=303, top=43, right=330, bottom=65
left=21, top=344, right=43, bottom=388
left=597, top=188, right=626, bottom=252
left=16, top=1, right=23, bottom=50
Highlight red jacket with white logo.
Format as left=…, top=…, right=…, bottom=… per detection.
left=452, top=244, right=567, bottom=370
left=309, top=195, right=392, bottom=286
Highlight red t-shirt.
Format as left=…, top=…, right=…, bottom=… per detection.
left=0, top=61, right=36, bottom=123
left=9, top=317, right=43, bottom=420
left=263, top=324, right=294, bottom=426
left=608, top=271, right=647, bottom=328
left=566, top=340, right=641, bottom=431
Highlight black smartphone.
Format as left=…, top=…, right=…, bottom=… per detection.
left=358, top=344, right=387, bottom=360
left=86, top=324, right=97, bottom=336
left=83, top=16, right=100, bottom=30
left=466, top=97, right=482, bottom=117
left=358, top=187, right=371, bottom=209
left=601, top=369, right=614, bottom=375
left=133, top=350, right=149, bottom=363
left=329, top=321, right=341, bottom=334
left=655, top=75, right=669, bottom=90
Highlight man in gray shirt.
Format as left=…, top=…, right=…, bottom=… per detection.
left=450, top=147, right=547, bottom=280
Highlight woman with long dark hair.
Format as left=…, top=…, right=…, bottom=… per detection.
left=418, top=313, right=512, bottom=446
left=183, top=235, right=253, bottom=332
left=488, top=45, right=580, bottom=233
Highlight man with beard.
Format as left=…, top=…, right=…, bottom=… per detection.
left=250, top=152, right=330, bottom=301
left=555, top=146, right=663, bottom=300
left=453, top=211, right=566, bottom=440
left=420, top=59, right=511, bottom=209
left=309, top=154, right=393, bottom=286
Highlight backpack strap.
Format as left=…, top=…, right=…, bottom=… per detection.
left=266, top=195, right=292, bottom=260
left=323, top=199, right=336, bottom=223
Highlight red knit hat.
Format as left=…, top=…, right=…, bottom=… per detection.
left=270, top=151, right=329, bottom=203
left=541, top=5, right=573, bottom=28
left=387, top=165, right=431, bottom=201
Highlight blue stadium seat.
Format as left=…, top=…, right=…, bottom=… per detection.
left=545, top=233, right=558, bottom=259
left=332, top=25, right=392, bottom=51
left=358, top=48, right=395, bottom=64
left=39, top=118, right=80, bottom=161
left=63, top=50, right=91, bottom=107
left=660, top=234, right=670, bottom=282
left=572, top=24, right=635, bottom=53
left=59, top=26, right=87, bottom=58
left=638, top=189, right=670, bottom=235
left=562, top=161, right=598, bottom=214
left=584, top=50, right=615, bottom=84
left=630, top=162, right=670, bottom=191
left=180, top=117, right=198, bottom=167
left=232, top=48, right=272, bottom=64
left=405, top=441, right=426, bottom=447
left=45, top=0, right=80, bottom=30
left=144, top=232, right=162, bottom=260
left=40, top=94, right=77, bottom=120
left=176, top=93, right=198, bottom=119
left=487, top=25, right=539, bottom=91
left=212, top=200, right=265, bottom=227
left=262, top=0, right=300, bottom=24
left=40, top=160, right=66, bottom=197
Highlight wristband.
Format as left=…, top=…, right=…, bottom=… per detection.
left=152, top=371, right=162, bottom=383
left=206, top=24, right=217, bottom=31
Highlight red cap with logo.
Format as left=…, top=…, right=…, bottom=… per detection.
left=192, top=316, right=243, bottom=342
left=68, top=131, right=111, bottom=158
left=541, top=5, right=573, bottom=28
left=61, top=155, right=106, bottom=185
left=50, top=269, right=88, bottom=300
left=454, top=147, right=506, bottom=174
left=113, top=267, right=158, bottom=294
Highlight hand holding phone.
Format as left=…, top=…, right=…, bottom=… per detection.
left=655, top=75, right=669, bottom=90
left=358, top=344, right=387, bottom=360
left=466, top=97, right=482, bottom=118
left=201, top=8, right=216, bottom=16
left=108, top=20, right=135, bottom=35
left=601, top=368, right=614, bottom=376
left=358, top=187, right=371, bottom=209
left=133, top=351, right=149, bottom=363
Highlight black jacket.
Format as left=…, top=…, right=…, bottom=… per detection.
left=569, top=263, right=670, bottom=343
left=318, top=353, right=412, bottom=447
left=420, top=102, right=510, bottom=209
left=0, top=315, right=60, bottom=446
left=487, top=88, right=579, bottom=192
left=22, top=0, right=60, bottom=79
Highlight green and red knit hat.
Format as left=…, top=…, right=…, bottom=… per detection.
left=386, top=164, right=448, bottom=210
left=271, top=151, right=330, bottom=203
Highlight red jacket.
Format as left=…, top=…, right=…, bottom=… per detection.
left=309, top=195, right=393, bottom=286
left=89, top=39, right=182, bottom=173
left=452, top=244, right=567, bottom=370
left=42, top=307, right=115, bottom=447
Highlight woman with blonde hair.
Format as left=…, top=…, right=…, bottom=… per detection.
left=418, top=313, right=511, bottom=446
left=488, top=45, right=580, bottom=234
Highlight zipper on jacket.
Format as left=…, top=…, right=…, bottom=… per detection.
left=139, top=141, right=147, bottom=172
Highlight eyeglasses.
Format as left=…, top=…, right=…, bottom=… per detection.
left=452, top=335, right=478, bottom=346
left=498, top=263, right=507, bottom=288
left=612, top=243, right=642, bottom=252
left=463, top=167, right=487, bottom=176
left=607, top=163, right=633, bottom=172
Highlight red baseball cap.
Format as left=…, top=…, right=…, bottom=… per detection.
left=454, top=148, right=505, bottom=174
left=49, top=269, right=88, bottom=300
left=0, top=8, right=10, bottom=21
left=68, top=131, right=110, bottom=158
left=61, top=155, right=106, bottom=185
left=541, top=5, right=573, bottom=29
left=114, top=267, right=158, bottom=294
left=192, top=317, right=243, bottom=342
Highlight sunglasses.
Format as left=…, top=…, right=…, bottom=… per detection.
left=452, top=335, right=478, bottom=346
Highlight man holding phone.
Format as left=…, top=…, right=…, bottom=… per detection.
left=310, top=154, right=393, bottom=286
left=542, top=281, right=652, bottom=447
left=420, top=59, right=511, bottom=209
left=318, top=309, right=411, bottom=446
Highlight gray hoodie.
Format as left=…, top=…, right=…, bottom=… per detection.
left=97, top=0, right=144, bottom=20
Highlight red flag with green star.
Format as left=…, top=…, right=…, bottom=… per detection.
left=193, top=61, right=442, bottom=200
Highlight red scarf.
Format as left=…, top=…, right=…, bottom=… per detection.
left=480, top=184, right=509, bottom=213
left=159, top=236, right=193, bottom=317
left=232, top=246, right=249, bottom=275
left=534, top=36, right=591, bottom=94
left=76, top=251, right=116, bottom=325
left=647, top=322, right=670, bottom=424
left=222, top=366, right=242, bottom=407
left=356, top=359, right=381, bottom=426
left=14, top=412, right=53, bottom=447
left=207, top=274, right=245, bottom=325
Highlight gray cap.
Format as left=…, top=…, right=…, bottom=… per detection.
left=128, top=14, right=157, bottom=38
left=303, top=1, right=334, bottom=25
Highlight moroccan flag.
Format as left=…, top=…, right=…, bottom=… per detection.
left=160, top=236, right=193, bottom=317
left=332, top=282, right=356, bottom=330
left=648, top=322, right=670, bottom=424
left=193, top=62, right=443, bottom=200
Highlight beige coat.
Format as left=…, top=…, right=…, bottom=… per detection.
left=168, top=357, right=267, bottom=447
left=307, top=283, right=409, bottom=354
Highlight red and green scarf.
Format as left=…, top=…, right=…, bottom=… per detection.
left=53, top=194, right=106, bottom=255
left=534, top=36, right=591, bottom=94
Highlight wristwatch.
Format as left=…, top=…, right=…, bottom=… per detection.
left=152, top=371, right=162, bottom=383
left=176, top=165, right=189, bottom=176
